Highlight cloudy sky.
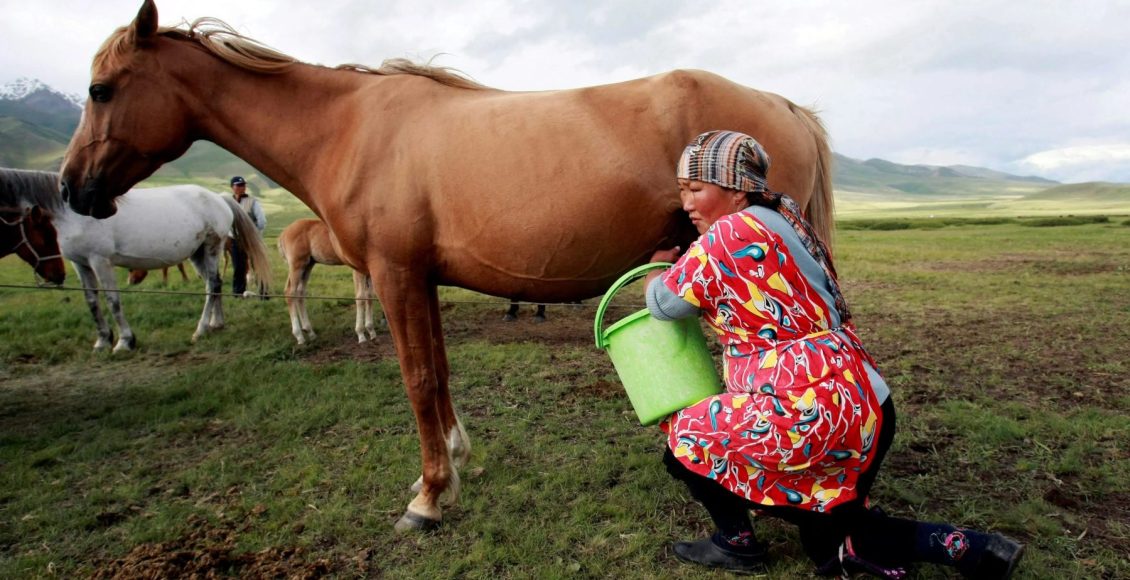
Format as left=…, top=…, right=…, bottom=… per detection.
left=3, top=0, right=1128, bottom=183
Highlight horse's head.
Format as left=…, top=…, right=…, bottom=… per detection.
left=3, top=206, right=66, bottom=286
left=61, top=0, right=192, bottom=218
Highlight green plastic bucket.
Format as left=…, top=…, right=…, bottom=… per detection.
left=595, top=263, right=722, bottom=425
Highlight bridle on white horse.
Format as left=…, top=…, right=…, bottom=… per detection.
left=0, top=209, right=63, bottom=285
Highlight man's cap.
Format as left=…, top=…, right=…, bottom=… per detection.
left=230, top=176, right=247, bottom=186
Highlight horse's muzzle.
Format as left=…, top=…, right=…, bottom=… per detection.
left=62, top=178, right=119, bottom=219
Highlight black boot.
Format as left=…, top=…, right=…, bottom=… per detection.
left=958, top=534, right=1024, bottom=580
left=673, top=533, right=767, bottom=575
left=816, top=536, right=909, bottom=579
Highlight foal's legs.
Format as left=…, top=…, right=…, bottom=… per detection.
left=296, top=261, right=317, bottom=341
left=88, top=256, right=135, bottom=352
left=72, top=261, right=113, bottom=351
left=352, top=270, right=378, bottom=342
left=284, top=257, right=310, bottom=344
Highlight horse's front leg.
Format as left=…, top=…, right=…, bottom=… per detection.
left=72, top=261, right=113, bottom=351
left=205, top=243, right=225, bottom=331
left=411, top=283, right=471, bottom=500
left=373, top=269, right=453, bottom=531
left=89, top=257, right=135, bottom=352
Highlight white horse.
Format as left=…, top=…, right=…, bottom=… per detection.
left=278, top=218, right=380, bottom=344
left=0, top=169, right=271, bottom=352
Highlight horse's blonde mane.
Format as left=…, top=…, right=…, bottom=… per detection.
left=94, top=17, right=487, bottom=90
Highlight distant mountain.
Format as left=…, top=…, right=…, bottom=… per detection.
left=832, top=153, right=1058, bottom=197
left=0, top=78, right=83, bottom=153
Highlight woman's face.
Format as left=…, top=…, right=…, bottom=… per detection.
left=678, top=179, right=747, bottom=234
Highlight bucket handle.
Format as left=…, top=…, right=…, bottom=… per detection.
left=594, top=262, right=673, bottom=349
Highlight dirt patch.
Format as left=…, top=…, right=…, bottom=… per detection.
left=91, top=514, right=333, bottom=579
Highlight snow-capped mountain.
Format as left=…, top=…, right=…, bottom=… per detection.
left=0, top=77, right=85, bottom=109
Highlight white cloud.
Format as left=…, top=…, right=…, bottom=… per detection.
left=3, top=0, right=1130, bottom=182
left=1015, top=144, right=1130, bottom=183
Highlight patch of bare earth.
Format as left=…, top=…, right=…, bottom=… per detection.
left=91, top=514, right=332, bottom=579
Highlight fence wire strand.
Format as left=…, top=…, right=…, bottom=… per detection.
left=0, top=282, right=646, bottom=310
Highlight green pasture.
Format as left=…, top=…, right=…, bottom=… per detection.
left=1, top=217, right=1128, bottom=578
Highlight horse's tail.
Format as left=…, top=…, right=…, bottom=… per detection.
left=222, top=196, right=272, bottom=293
left=790, top=102, right=836, bottom=255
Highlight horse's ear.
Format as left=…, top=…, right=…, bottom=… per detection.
left=131, top=0, right=159, bottom=43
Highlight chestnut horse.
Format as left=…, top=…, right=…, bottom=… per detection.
left=61, top=0, right=835, bottom=531
left=0, top=204, right=66, bottom=286
left=278, top=218, right=380, bottom=345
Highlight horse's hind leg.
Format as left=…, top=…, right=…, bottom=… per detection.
left=190, top=242, right=224, bottom=342
left=73, top=261, right=113, bottom=351
left=89, top=257, right=135, bottom=352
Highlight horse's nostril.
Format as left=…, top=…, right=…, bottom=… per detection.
left=60, top=182, right=71, bottom=203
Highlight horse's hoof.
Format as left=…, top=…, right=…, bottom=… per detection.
left=357, top=335, right=368, bottom=344
left=394, top=510, right=441, bottom=533
left=533, top=315, right=547, bottom=324
left=503, top=313, right=517, bottom=322
left=209, top=323, right=225, bottom=331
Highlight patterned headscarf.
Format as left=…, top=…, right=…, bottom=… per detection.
left=678, top=130, right=853, bottom=323
left=676, top=130, right=770, bottom=194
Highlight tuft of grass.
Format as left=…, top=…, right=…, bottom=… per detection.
left=1021, top=215, right=1110, bottom=227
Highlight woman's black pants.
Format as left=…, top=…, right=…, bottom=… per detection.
left=663, top=398, right=906, bottom=565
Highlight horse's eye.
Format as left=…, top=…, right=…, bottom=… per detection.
left=89, top=84, right=113, bottom=103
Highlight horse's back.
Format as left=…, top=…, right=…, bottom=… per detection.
left=280, top=218, right=346, bottom=267
left=61, top=184, right=232, bottom=269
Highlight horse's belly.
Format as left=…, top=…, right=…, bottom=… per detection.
left=436, top=211, right=684, bottom=301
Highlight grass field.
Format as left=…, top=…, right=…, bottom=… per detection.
left=1, top=215, right=1128, bottom=578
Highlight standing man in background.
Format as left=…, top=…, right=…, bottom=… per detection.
left=229, top=176, right=267, bottom=297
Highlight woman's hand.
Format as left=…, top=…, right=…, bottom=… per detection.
left=649, top=246, right=681, bottom=264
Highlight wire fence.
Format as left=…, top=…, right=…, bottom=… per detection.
left=0, top=282, right=641, bottom=310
